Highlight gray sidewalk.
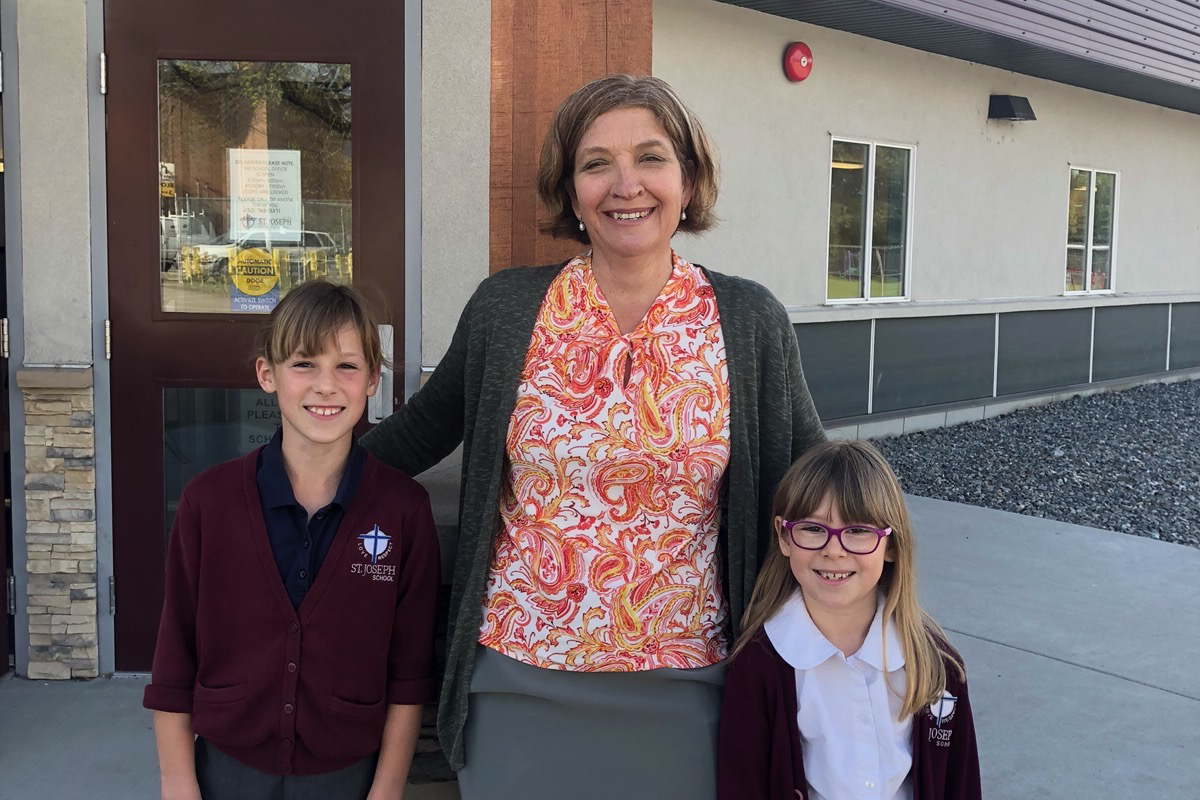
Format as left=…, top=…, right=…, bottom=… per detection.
left=1, top=497, right=1198, bottom=799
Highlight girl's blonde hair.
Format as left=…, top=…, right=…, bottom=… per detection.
left=731, top=440, right=964, bottom=718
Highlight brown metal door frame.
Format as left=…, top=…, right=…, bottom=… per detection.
left=1, top=152, right=9, bottom=674
left=1, top=303, right=8, bottom=675
left=106, top=0, right=406, bottom=669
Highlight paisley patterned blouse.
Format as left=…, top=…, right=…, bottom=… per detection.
left=478, top=252, right=732, bottom=671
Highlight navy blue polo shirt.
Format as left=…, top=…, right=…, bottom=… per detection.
left=256, top=428, right=367, bottom=608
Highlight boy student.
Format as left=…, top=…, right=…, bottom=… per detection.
left=144, top=280, right=440, bottom=800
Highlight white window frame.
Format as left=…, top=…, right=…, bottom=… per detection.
left=1064, top=165, right=1119, bottom=295
left=824, top=136, right=916, bottom=305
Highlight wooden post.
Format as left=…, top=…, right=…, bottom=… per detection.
left=490, top=0, right=653, bottom=272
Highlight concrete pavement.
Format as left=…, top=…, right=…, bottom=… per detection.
left=909, top=496, right=1200, bottom=798
left=1, top=496, right=1197, bottom=799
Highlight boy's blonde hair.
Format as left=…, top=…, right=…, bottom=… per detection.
left=257, top=279, right=384, bottom=373
left=732, top=440, right=964, bottom=718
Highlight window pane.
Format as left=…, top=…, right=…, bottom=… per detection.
left=1090, top=248, right=1111, bottom=290
left=164, top=387, right=278, bottom=540
left=1067, top=169, right=1091, bottom=246
left=871, top=146, right=909, bottom=298
left=1066, top=247, right=1085, bottom=292
left=158, top=60, right=353, bottom=314
left=1092, top=172, right=1115, bottom=247
left=827, top=141, right=869, bottom=299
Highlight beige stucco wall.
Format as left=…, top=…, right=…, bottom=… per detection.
left=654, top=0, right=1200, bottom=320
left=420, top=0, right=490, bottom=365
left=17, top=0, right=93, bottom=364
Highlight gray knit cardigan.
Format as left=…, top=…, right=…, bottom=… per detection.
left=360, top=261, right=826, bottom=770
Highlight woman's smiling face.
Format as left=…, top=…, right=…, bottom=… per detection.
left=571, top=106, right=692, bottom=268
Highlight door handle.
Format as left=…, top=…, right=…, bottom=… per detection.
left=368, top=324, right=394, bottom=423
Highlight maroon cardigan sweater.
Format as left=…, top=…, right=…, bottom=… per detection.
left=143, top=448, right=440, bottom=776
left=718, top=634, right=981, bottom=800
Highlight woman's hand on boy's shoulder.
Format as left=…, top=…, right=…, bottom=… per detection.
left=159, top=776, right=202, bottom=800
left=365, top=783, right=405, bottom=800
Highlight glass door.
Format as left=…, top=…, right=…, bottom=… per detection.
left=106, top=0, right=406, bottom=669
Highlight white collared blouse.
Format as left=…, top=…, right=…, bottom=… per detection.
left=765, top=591, right=914, bottom=800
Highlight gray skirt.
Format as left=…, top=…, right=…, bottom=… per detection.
left=456, top=645, right=726, bottom=800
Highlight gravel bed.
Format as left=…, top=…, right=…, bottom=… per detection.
left=870, top=380, right=1200, bottom=549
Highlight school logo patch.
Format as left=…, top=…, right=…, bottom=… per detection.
left=358, top=524, right=393, bottom=564
left=926, top=690, right=957, bottom=747
left=928, top=690, right=957, bottom=726
left=350, top=524, right=397, bottom=583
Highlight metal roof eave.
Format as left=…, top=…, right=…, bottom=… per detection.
left=717, top=0, right=1200, bottom=116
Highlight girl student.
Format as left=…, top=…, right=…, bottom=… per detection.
left=144, top=280, right=440, bottom=800
left=718, top=441, right=981, bottom=800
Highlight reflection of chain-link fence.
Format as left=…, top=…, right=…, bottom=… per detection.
left=165, top=197, right=353, bottom=313
left=164, top=198, right=353, bottom=251
left=827, top=244, right=906, bottom=281
left=178, top=245, right=353, bottom=288
left=272, top=248, right=354, bottom=289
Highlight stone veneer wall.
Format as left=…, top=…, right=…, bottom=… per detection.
left=17, top=368, right=98, bottom=679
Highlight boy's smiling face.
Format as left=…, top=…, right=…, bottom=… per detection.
left=255, top=323, right=378, bottom=453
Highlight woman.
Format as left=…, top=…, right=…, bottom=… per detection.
left=361, top=74, right=825, bottom=798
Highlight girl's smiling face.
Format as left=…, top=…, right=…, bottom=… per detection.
left=777, top=491, right=893, bottom=630
left=570, top=106, right=692, bottom=268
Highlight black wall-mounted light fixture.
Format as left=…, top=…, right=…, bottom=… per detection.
left=988, top=95, right=1036, bottom=121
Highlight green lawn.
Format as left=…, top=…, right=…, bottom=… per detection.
left=827, top=275, right=904, bottom=300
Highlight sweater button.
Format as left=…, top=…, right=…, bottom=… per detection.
left=282, top=739, right=293, bottom=748
left=289, top=623, right=299, bottom=633
left=284, top=703, right=295, bottom=715
left=287, top=662, right=298, bottom=673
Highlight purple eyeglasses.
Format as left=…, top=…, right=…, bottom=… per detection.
left=780, top=519, right=892, bottom=555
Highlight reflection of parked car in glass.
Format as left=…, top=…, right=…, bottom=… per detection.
left=161, top=214, right=218, bottom=271
left=194, top=230, right=339, bottom=279
left=160, top=218, right=181, bottom=270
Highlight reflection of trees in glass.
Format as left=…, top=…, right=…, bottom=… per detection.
left=872, top=147, right=908, bottom=297
left=1064, top=168, right=1116, bottom=293
left=1092, top=172, right=1114, bottom=246
left=826, top=141, right=910, bottom=300
left=828, top=142, right=867, bottom=251
left=826, top=142, right=867, bottom=299
left=160, top=61, right=351, bottom=138
left=872, top=146, right=907, bottom=248
left=1067, top=170, right=1090, bottom=245
left=158, top=61, right=352, bottom=241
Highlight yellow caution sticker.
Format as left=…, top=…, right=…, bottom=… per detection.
left=231, top=248, right=279, bottom=296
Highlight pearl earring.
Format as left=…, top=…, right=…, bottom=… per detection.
left=680, top=210, right=688, bottom=222
left=578, top=218, right=585, bottom=232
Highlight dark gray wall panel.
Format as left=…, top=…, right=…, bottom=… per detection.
left=1169, top=303, right=1200, bottom=370
left=872, top=315, right=994, bottom=413
left=1093, top=305, right=1169, bottom=382
left=996, top=308, right=1091, bottom=396
left=794, top=320, right=870, bottom=421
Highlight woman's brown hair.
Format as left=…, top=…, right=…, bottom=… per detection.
left=536, top=74, right=719, bottom=243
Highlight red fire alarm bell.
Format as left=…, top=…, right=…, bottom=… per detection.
left=783, top=42, right=813, bottom=82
